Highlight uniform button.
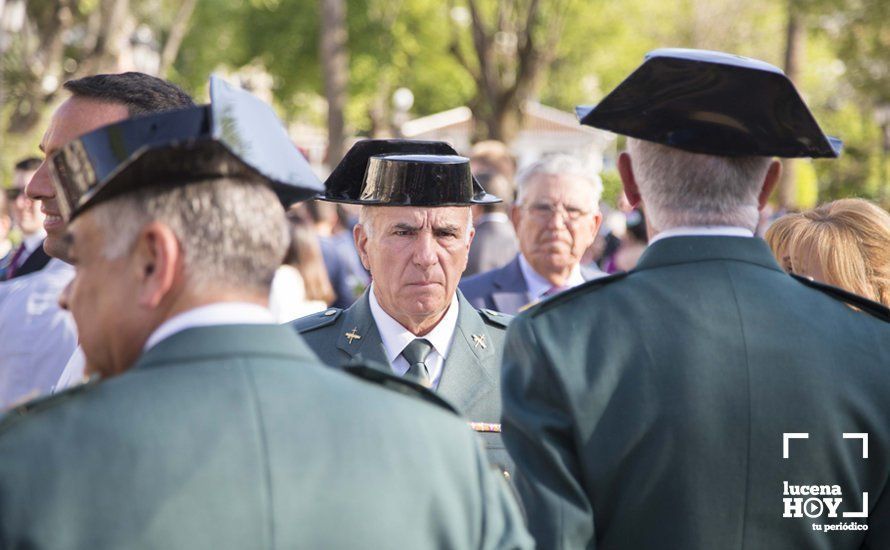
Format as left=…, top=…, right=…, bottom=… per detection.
left=324, top=309, right=336, bottom=316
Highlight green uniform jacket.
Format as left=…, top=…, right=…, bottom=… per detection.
left=293, top=290, right=513, bottom=475
left=502, top=236, right=890, bottom=550
left=0, top=324, right=531, bottom=549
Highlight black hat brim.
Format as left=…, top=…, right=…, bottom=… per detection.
left=50, top=76, right=323, bottom=221
left=578, top=49, right=841, bottom=158
left=319, top=139, right=500, bottom=206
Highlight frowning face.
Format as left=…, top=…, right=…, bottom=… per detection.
left=512, top=173, right=602, bottom=279
left=356, top=206, right=474, bottom=334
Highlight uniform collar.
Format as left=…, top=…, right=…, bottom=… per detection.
left=635, top=235, right=783, bottom=273
left=144, top=302, right=274, bottom=352
left=368, top=284, right=459, bottom=364
left=518, top=253, right=585, bottom=300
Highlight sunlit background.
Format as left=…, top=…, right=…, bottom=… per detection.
left=2, top=0, right=889, bottom=210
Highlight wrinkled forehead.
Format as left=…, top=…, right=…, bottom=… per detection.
left=367, top=205, right=472, bottom=227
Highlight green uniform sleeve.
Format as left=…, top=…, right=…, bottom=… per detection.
left=501, top=314, right=595, bottom=549
left=475, top=437, right=534, bottom=550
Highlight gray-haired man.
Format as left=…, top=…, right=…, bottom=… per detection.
left=460, top=153, right=606, bottom=314
left=502, top=48, right=890, bottom=550
left=0, top=81, right=531, bottom=549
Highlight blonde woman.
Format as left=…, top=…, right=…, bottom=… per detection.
left=767, top=199, right=890, bottom=307
left=764, top=212, right=804, bottom=273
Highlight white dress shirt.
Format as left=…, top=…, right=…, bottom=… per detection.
left=518, top=253, right=586, bottom=301
left=648, top=225, right=754, bottom=245
left=10, top=230, right=47, bottom=270
left=368, top=284, right=459, bottom=389
left=0, top=259, right=77, bottom=409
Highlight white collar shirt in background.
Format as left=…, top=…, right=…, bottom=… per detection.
left=648, top=226, right=754, bottom=246
left=16, top=230, right=47, bottom=266
left=0, top=259, right=76, bottom=409
left=368, top=284, right=459, bottom=390
left=518, top=253, right=585, bottom=301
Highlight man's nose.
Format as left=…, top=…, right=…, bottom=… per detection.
left=545, top=207, right=569, bottom=230
left=26, top=163, right=53, bottom=201
left=412, top=233, right=438, bottom=267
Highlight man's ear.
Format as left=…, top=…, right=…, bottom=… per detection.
left=592, top=211, right=604, bottom=237
left=758, top=160, right=782, bottom=211
left=132, top=222, right=181, bottom=309
left=354, top=223, right=371, bottom=271
left=617, top=152, right=642, bottom=208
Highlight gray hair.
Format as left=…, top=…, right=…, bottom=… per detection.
left=91, top=178, right=288, bottom=294
left=626, top=138, right=772, bottom=231
left=358, top=205, right=474, bottom=243
left=515, top=154, right=603, bottom=210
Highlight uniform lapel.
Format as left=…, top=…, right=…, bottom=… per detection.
left=335, top=291, right=390, bottom=371
left=492, top=256, right=530, bottom=314
left=436, top=292, right=497, bottom=413
left=636, top=236, right=784, bottom=273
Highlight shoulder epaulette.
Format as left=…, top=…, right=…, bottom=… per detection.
left=0, top=379, right=99, bottom=432
left=342, top=362, right=459, bottom=415
left=791, top=274, right=890, bottom=323
left=524, top=271, right=630, bottom=316
left=291, top=308, right=342, bottom=334
left=478, top=308, right=513, bottom=329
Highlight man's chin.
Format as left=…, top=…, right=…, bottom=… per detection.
left=43, top=235, right=72, bottom=263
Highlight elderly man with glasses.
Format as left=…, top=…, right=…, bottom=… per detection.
left=460, top=154, right=606, bottom=314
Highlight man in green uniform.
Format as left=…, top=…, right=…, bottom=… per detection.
left=0, top=79, right=531, bottom=550
left=294, top=140, right=514, bottom=474
left=502, top=49, right=890, bottom=549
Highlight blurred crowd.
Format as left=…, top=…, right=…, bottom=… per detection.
left=3, top=138, right=890, bottom=409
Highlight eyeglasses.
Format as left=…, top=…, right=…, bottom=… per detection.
left=524, top=202, right=592, bottom=222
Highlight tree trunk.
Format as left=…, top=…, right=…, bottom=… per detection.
left=320, top=0, right=349, bottom=167
left=158, top=0, right=198, bottom=77
left=780, top=0, right=804, bottom=209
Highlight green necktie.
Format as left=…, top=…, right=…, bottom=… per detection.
left=402, top=338, right=433, bottom=388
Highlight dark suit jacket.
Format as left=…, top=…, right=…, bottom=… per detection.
left=293, top=290, right=514, bottom=474
left=0, top=324, right=530, bottom=549
left=502, top=236, right=890, bottom=549
left=5, top=240, right=51, bottom=280
left=465, top=217, right=518, bottom=277
left=460, top=254, right=605, bottom=314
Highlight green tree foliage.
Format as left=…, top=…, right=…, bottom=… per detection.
left=4, top=0, right=890, bottom=207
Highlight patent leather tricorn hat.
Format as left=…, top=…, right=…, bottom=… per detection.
left=576, top=48, right=842, bottom=158
left=320, top=139, right=500, bottom=206
left=50, top=76, right=323, bottom=220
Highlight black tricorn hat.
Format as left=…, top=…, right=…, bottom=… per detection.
left=50, top=76, right=323, bottom=220
left=576, top=48, right=842, bottom=158
left=320, top=139, right=500, bottom=205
